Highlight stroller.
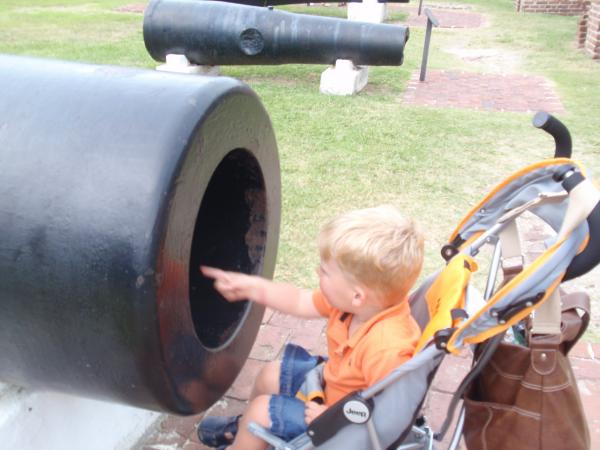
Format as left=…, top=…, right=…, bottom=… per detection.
left=248, top=112, right=600, bottom=450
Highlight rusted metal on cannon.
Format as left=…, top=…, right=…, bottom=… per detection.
left=0, top=54, right=280, bottom=414
left=143, top=0, right=410, bottom=66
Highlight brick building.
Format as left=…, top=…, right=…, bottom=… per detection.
left=578, top=0, right=600, bottom=58
left=515, top=0, right=587, bottom=15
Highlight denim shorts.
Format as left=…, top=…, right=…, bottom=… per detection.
left=268, top=343, right=322, bottom=441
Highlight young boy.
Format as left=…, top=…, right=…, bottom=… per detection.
left=198, top=205, right=424, bottom=450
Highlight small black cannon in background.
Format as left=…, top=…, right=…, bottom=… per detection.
left=0, top=54, right=280, bottom=414
left=210, top=0, right=408, bottom=4
left=143, top=0, right=410, bottom=66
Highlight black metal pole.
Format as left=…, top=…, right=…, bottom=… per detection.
left=419, top=9, right=439, bottom=82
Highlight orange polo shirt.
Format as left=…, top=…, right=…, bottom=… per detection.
left=313, top=291, right=421, bottom=406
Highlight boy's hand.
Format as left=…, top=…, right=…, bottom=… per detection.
left=305, top=401, right=327, bottom=425
left=201, top=266, right=320, bottom=318
left=200, top=266, right=261, bottom=302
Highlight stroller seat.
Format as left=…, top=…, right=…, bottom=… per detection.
left=248, top=113, right=600, bottom=450
left=249, top=253, right=479, bottom=450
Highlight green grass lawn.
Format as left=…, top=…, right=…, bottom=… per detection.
left=1, top=0, right=599, bottom=338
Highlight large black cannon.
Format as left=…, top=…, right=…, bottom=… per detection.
left=144, top=0, right=410, bottom=66
left=0, top=54, right=280, bottom=414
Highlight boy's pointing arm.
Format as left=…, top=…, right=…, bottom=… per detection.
left=200, top=266, right=321, bottom=319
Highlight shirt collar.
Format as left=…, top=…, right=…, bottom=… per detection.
left=334, top=299, right=411, bottom=354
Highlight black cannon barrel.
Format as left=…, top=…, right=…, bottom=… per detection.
left=0, top=54, right=280, bottom=414
left=143, top=0, right=410, bottom=66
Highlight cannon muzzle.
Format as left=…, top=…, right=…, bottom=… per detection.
left=143, top=0, right=410, bottom=66
left=0, top=54, right=280, bottom=414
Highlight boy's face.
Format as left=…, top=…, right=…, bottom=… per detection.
left=317, top=258, right=358, bottom=313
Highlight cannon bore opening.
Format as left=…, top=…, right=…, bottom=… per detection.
left=189, top=149, right=267, bottom=349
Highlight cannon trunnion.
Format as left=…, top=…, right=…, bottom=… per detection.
left=0, top=54, right=280, bottom=414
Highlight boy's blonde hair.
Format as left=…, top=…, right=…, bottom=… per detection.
left=318, top=205, right=424, bottom=307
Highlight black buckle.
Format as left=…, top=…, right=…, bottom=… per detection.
left=451, top=308, right=469, bottom=321
left=441, top=235, right=465, bottom=262
left=434, top=327, right=457, bottom=352
left=441, top=244, right=459, bottom=262
left=489, top=292, right=544, bottom=324
left=552, top=165, right=576, bottom=182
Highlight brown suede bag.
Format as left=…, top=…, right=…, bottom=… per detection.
left=463, top=292, right=591, bottom=450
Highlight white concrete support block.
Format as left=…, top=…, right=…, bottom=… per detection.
left=157, top=53, right=220, bottom=76
left=0, top=382, right=160, bottom=450
left=320, top=59, right=369, bottom=96
left=347, top=0, right=388, bottom=24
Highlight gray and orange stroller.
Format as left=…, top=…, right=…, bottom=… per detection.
left=248, top=112, right=600, bottom=450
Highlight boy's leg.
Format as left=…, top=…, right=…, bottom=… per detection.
left=227, top=395, right=271, bottom=450
left=250, top=342, right=321, bottom=400
left=200, top=344, right=317, bottom=447
left=250, top=360, right=280, bottom=400
left=198, top=360, right=282, bottom=447
left=228, top=394, right=307, bottom=450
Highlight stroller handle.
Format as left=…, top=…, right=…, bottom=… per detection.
left=532, top=111, right=572, bottom=159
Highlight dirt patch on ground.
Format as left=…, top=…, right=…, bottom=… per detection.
left=443, top=47, right=523, bottom=73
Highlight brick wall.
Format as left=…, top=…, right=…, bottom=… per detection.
left=578, top=0, right=592, bottom=47
left=515, top=0, right=586, bottom=15
left=584, top=0, right=600, bottom=57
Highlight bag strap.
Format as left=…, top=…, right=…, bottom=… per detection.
left=528, top=291, right=590, bottom=357
left=498, top=211, right=564, bottom=336
left=497, top=207, right=590, bottom=350
left=499, top=220, right=523, bottom=281
left=531, top=289, right=562, bottom=335
left=560, top=291, right=591, bottom=354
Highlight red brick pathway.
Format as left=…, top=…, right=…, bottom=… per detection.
left=403, top=70, right=566, bottom=114
left=138, top=309, right=328, bottom=450
left=138, top=322, right=600, bottom=450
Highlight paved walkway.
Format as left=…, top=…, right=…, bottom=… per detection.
left=138, top=313, right=600, bottom=450
left=403, top=70, right=566, bottom=113
left=394, top=2, right=566, bottom=114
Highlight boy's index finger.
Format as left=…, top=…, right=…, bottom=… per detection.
left=199, top=266, right=226, bottom=280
